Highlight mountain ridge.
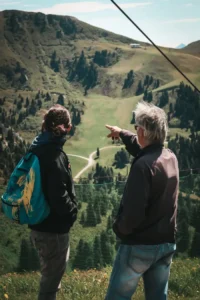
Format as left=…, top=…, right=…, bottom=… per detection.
left=176, top=43, right=186, bottom=49
left=182, top=40, right=200, bottom=57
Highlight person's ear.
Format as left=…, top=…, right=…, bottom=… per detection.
left=139, top=127, right=145, bottom=138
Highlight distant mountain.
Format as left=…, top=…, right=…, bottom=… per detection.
left=182, top=40, right=200, bottom=57
left=176, top=43, right=186, bottom=49
left=0, top=10, right=142, bottom=92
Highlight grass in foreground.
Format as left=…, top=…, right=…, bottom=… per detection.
left=0, top=259, right=200, bottom=300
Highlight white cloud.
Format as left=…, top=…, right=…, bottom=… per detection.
left=23, top=4, right=36, bottom=7
left=34, top=1, right=152, bottom=14
left=185, top=3, right=193, bottom=7
left=162, top=18, right=200, bottom=24
left=0, top=1, right=21, bottom=5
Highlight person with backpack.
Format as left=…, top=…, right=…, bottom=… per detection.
left=27, top=104, right=78, bottom=300
left=2, top=104, right=77, bottom=299
left=105, top=101, right=179, bottom=300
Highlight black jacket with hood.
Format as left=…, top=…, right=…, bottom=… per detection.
left=29, top=134, right=77, bottom=234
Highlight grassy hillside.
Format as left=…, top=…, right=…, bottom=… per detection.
left=0, top=258, right=200, bottom=300
left=0, top=10, right=199, bottom=188
left=0, top=9, right=138, bottom=92
left=0, top=193, right=111, bottom=274
left=182, top=40, right=200, bottom=57
left=0, top=10, right=200, bottom=95
left=0, top=11, right=199, bottom=187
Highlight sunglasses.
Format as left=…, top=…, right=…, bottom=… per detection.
left=134, top=125, right=140, bottom=130
left=135, top=124, right=145, bottom=131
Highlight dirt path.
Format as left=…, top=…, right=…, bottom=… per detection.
left=68, top=145, right=122, bottom=179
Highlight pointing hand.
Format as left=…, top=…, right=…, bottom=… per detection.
left=105, top=125, right=122, bottom=139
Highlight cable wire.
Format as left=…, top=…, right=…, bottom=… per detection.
left=110, top=0, right=200, bottom=94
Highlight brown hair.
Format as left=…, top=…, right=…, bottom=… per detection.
left=42, top=104, right=71, bottom=136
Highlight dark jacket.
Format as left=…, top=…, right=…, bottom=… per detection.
left=113, top=130, right=179, bottom=245
left=29, top=143, right=77, bottom=234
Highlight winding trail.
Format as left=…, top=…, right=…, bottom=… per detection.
left=68, top=145, right=122, bottom=180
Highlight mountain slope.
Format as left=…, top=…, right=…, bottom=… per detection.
left=0, top=10, right=200, bottom=159
left=0, top=10, right=200, bottom=97
left=182, top=40, right=200, bottom=57
left=0, top=10, right=141, bottom=93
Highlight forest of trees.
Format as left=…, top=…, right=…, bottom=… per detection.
left=1, top=170, right=200, bottom=273
left=121, top=71, right=160, bottom=94
left=18, top=238, right=40, bottom=272
left=0, top=92, right=49, bottom=129
left=93, top=50, right=118, bottom=67
left=1, top=135, right=200, bottom=274
left=143, top=89, right=153, bottom=102
left=72, top=183, right=124, bottom=270
left=113, top=148, right=130, bottom=168
left=67, top=51, right=98, bottom=94
left=176, top=187, right=200, bottom=257
left=0, top=130, right=28, bottom=185
left=168, top=133, right=200, bottom=172
left=0, top=61, right=28, bottom=87
left=75, top=168, right=200, bottom=270
left=0, top=92, right=84, bottom=136
left=58, top=17, right=77, bottom=35
left=73, top=229, right=115, bottom=270
left=122, top=70, right=135, bottom=89
left=0, top=92, right=85, bottom=184
left=136, top=75, right=160, bottom=96
left=6, top=11, right=77, bottom=36
left=158, top=90, right=169, bottom=108
left=172, top=82, right=200, bottom=131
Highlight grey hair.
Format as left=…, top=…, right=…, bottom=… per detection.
left=134, top=101, right=168, bottom=144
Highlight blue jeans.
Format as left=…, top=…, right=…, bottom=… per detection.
left=105, top=243, right=176, bottom=300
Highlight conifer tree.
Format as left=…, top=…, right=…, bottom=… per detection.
left=86, top=202, right=97, bottom=226
left=80, top=211, right=86, bottom=225
left=96, top=203, right=102, bottom=224
left=82, top=242, right=94, bottom=269
left=107, top=215, right=113, bottom=231
left=190, top=231, right=200, bottom=258
left=136, top=80, right=144, bottom=96
left=73, top=239, right=84, bottom=269
left=122, top=70, right=134, bottom=89
left=96, top=147, right=100, bottom=158
left=30, top=240, right=40, bottom=271
left=18, top=239, right=31, bottom=272
left=100, top=230, right=114, bottom=266
left=93, top=236, right=103, bottom=269
left=57, top=94, right=65, bottom=106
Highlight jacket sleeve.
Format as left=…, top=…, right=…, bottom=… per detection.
left=46, top=159, right=77, bottom=216
left=113, top=162, right=151, bottom=236
left=119, top=130, right=141, bottom=157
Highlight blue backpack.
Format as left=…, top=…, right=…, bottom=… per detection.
left=1, top=152, right=50, bottom=225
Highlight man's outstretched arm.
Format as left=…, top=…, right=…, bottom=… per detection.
left=106, top=125, right=141, bottom=157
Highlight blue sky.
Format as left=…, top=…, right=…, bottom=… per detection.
left=0, top=0, right=200, bottom=47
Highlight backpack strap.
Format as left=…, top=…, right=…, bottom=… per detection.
left=24, top=152, right=34, bottom=161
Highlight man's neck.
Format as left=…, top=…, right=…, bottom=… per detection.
left=140, top=141, right=151, bottom=149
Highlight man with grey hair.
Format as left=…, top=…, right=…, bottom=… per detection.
left=105, top=101, right=179, bottom=300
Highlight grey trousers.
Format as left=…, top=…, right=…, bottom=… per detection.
left=31, top=230, right=70, bottom=300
